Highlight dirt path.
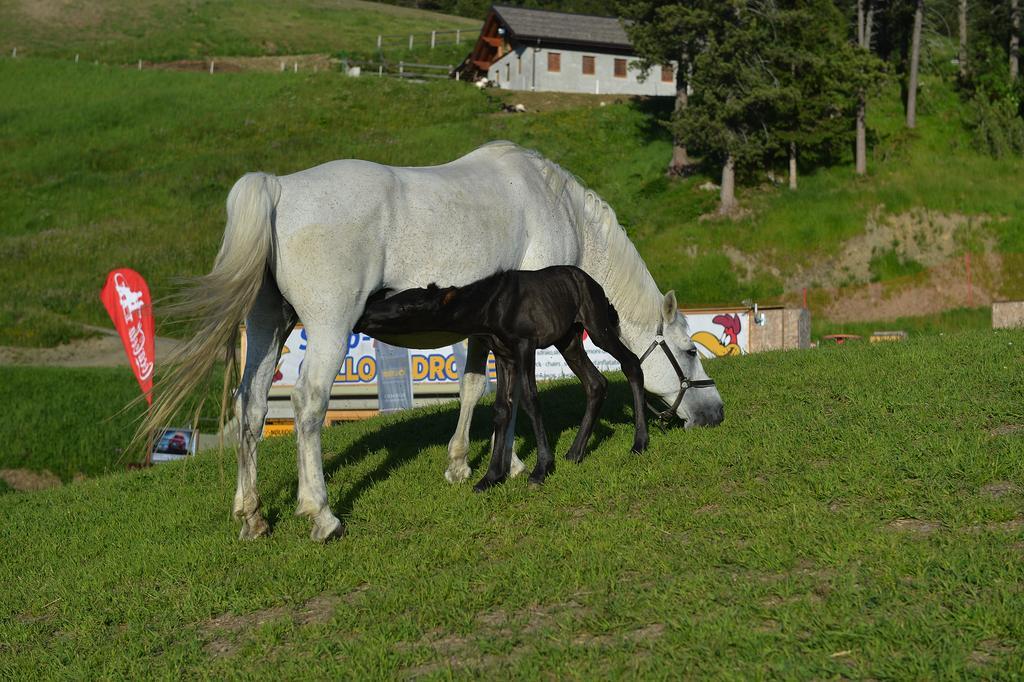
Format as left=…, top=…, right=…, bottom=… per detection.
left=0, top=330, right=183, bottom=368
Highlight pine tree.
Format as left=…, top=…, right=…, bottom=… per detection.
left=618, top=0, right=723, bottom=174
left=768, top=0, right=874, bottom=187
left=671, top=3, right=783, bottom=213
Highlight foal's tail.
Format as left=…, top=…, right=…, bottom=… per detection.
left=131, top=172, right=282, bottom=454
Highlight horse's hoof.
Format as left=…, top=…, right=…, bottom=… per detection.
left=631, top=437, right=649, bottom=455
left=445, top=461, right=472, bottom=483
left=508, top=453, right=526, bottom=478
left=564, top=451, right=584, bottom=463
left=310, top=514, right=345, bottom=543
left=238, top=514, right=270, bottom=540
left=527, top=474, right=546, bottom=487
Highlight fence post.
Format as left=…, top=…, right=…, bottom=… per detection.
left=409, top=34, right=414, bottom=50
left=12, top=48, right=17, bottom=58
left=280, top=61, right=285, bottom=72
left=293, top=62, right=298, bottom=73
left=75, top=54, right=79, bottom=63
left=399, top=61, right=404, bottom=76
left=377, top=34, right=382, bottom=49
left=379, top=64, right=383, bottom=77
left=138, top=59, right=142, bottom=70
left=431, top=31, right=436, bottom=48
left=456, top=29, right=461, bottom=44
left=210, top=60, right=215, bottom=75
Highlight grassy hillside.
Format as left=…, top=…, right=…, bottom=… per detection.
left=3, top=57, right=1022, bottom=347
left=0, top=0, right=479, bottom=62
left=1, top=329, right=1022, bottom=677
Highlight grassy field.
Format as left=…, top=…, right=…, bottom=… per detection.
left=810, top=306, right=994, bottom=338
left=3, top=56, right=1023, bottom=348
left=1, top=328, right=1022, bottom=677
left=0, top=0, right=478, bottom=62
left=0, top=366, right=226, bottom=483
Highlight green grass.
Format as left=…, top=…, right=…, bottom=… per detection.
left=0, top=0, right=479, bottom=63
left=868, top=249, right=927, bottom=282
left=811, top=306, right=995, bottom=339
left=1, top=329, right=1022, bottom=677
left=0, top=366, right=227, bottom=480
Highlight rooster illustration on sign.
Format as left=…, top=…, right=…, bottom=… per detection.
left=691, top=313, right=743, bottom=357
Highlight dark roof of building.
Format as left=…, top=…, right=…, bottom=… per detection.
left=491, top=4, right=631, bottom=49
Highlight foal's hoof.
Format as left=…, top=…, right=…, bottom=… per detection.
left=238, top=514, right=270, bottom=540
left=473, top=476, right=504, bottom=493
left=528, top=463, right=553, bottom=487
left=564, top=450, right=585, bottom=463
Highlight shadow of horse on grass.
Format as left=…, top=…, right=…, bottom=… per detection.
left=268, top=378, right=639, bottom=528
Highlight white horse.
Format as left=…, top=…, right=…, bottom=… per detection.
left=142, top=141, right=724, bottom=541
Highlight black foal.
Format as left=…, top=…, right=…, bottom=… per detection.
left=354, top=266, right=648, bottom=491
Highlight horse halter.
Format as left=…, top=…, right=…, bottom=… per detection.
left=638, top=320, right=717, bottom=428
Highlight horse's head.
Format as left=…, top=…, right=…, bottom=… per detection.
left=637, top=291, right=725, bottom=429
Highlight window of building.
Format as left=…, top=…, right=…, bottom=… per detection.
left=614, top=58, right=627, bottom=78
left=506, top=63, right=510, bottom=81
left=548, top=52, right=561, bottom=72
left=661, top=65, right=674, bottom=83
left=518, top=55, right=522, bottom=74
left=582, top=55, right=595, bottom=75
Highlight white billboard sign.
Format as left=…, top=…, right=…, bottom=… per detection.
left=244, top=308, right=749, bottom=396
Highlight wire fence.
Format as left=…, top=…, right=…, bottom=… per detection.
left=376, top=27, right=478, bottom=51
left=343, top=59, right=456, bottom=80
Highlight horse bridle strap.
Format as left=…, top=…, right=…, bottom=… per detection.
left=638, top=321, right=716, bottom=426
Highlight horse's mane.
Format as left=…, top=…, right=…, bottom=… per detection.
left=500, top=143, right=674, bottom=331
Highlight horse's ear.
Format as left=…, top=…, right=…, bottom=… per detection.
left=662, top=290, right=678, bottom=322
left=442, top=289, right=457, bottom=305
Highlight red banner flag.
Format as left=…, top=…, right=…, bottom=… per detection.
left=100, top=269, right=155, bottom=404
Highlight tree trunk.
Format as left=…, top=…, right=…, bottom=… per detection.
left=865, top=1, right=875, bottom=46
left=719, top=156, right=736, bottom=214
left=789, top=143, right=797, bottom=190
left=1012, top=0, right=1020, bottom=81
left=856, top=0, right=872, bottom=175
left=856, top=99, right=867, bottom=175
left=668, top=67, right=689, bottom=175
left=857, top=0, right=865, bottom=48
left=907, top=0, right=924, bottom=129
left=959, top=0, right=968, bottom=81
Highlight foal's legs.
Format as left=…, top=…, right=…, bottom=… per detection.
left=584, top=326, right=649, bottom=455
left=474, top=358, right=516, bottom=492
left=514, top=343, right=556, bottom=485
left=291, top=320, right=351, bottom=541
left=556, top=332, right=608, bottom=463
left=234, top=277, right=294, bottom=540
left=448, top=336, right=524, bottom=483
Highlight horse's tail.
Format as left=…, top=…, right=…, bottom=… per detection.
left=131, top=172, right=281, bottom=454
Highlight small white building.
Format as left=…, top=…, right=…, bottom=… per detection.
left=456, top=5, right=677, bottom=96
